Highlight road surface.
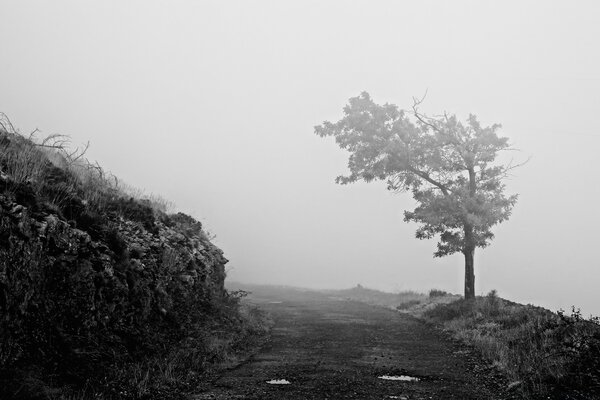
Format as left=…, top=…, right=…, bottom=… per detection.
left=194, top=286, right=511, bottom=400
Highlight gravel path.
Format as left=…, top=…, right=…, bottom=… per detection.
left=193, top=286, right=511, bottom=400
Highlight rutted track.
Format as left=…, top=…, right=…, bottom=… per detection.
left=194, top=286, right=511, bottom=400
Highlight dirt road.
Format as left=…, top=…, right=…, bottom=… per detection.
left=194, top=286, right=511, bottom=400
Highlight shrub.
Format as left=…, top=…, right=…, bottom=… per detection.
left=429, top=288, right=449, bottom=298
left=166, top=212, right=203, bottom=238
left=106, top=197, right=157, bottom=233
left=550, top=308, right=600, bottom=393
left=396, top=299, right=422, bottom=310
left=424, top=297, right=474, bottom=321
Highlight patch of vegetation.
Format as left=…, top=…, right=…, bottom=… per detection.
left=58, top=296, right=271, bottom=400
left=334, top=285, right=428, bottom=309
left=429, top=288, right=449, bottom=298
left=395, top=299, right=422, bottom=310
left=424, top=291, right=600, bottom=398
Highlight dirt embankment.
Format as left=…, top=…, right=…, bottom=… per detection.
left=0, top=128, right=251, bottom=399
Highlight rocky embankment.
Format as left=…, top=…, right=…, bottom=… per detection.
left=0, top=129, right=253, bottom=399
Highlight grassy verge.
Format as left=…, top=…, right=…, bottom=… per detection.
left=328, top=285, right=430, bottom=309
left=330, top=285, right=600, bottom=399
left=328, top=285, right=460, bottom=313
left=5, top=292, right=272, bottom=400
left=109, top=299, right=271, bottom=400
left=101, top=301, right=271, bottom=400
left=425, top=292, right=600, bottom=399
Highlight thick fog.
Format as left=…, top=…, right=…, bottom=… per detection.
left=1, top=1, right=599, bottom=315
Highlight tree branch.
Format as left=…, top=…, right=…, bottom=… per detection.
left=407, top=166, right=451, bottom=195
left=412, top=93, right=444, bottom=135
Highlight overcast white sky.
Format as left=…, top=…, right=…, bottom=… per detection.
left=1, top=1, right=599, bottom=315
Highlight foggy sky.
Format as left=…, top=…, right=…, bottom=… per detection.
left=1, top=1, right=599, bottom=315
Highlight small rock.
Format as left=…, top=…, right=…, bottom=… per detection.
left=129, top=243, right=146, bottom=259
left=36, top=220, right=48, bottom=235
left=130, top=259, right=145, bottom=272
left=266, top=379, right=290, bottom=385
left=178, top=274, right=194, bottom=284
left=507, top=380, right=522, bottom=390
left=17, top=221, right=31, bottom=237
left=10, top=204, right=24, bottom=214
left=45, top=214, right=59, bottom=228
left=378, top=375, right=420, bottom=382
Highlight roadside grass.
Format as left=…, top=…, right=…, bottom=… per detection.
left=333, top=285, right=428, bottom=309
left=332, top=285, right=600, bottom=398
left=424, top=292, right=600, bottom=398
left=118, top=302, right=272, bottom=400
left=54, top=300, right=272, bottom=400
left=332, top=285, right=460, bottom=313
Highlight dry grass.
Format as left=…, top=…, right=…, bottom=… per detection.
left=329, top=285, right=460, bottom=316
left=49, top=300, right=272, bottom=400
left=0, top=130, right=48, bottom=192
left=424, top=291, right=600, bottom=398
left=117, top=302, right=272, bottom=400
left=331, top=285, right=429, bottom=309
left=0, top=121, right=179, bottom=224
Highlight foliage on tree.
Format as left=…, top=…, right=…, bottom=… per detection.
left=315, top=92, right=520, bottom=299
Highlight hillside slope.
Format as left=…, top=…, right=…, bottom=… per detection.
left=0, top=124, right=267, bottom=399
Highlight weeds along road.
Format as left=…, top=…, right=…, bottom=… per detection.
left=194, top=286, right=512, bottom=400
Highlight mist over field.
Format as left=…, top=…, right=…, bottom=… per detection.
left=1, top=1, right=599, bottom=315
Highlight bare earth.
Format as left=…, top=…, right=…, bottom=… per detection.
left=194, top=286, right=513, bottom=400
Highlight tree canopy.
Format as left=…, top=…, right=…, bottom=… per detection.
left=315, top=92, right=519, bottom=298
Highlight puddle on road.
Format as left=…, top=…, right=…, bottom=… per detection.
left=378, top=375, right=420, bottom=382
left=266, top=379, right=291, bottom=385
left=268, top=301, right=283, bottom=304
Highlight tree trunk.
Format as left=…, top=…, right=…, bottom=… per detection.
left=463, top=246, right=475, bottom=300
left=464, top=165, right=477, bottom=300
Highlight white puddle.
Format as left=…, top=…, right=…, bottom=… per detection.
left=378, top=375, right=420, bottom=382
left=266, top=379, right=291, bottom=385
left=268, top=301, right=283, bottom=304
